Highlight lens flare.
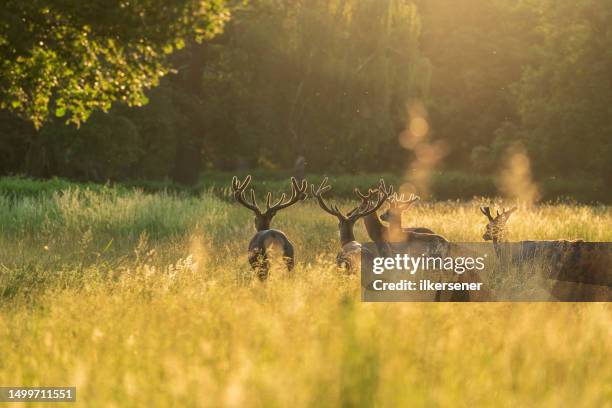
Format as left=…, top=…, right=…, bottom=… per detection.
left=497, top=143, right=540, bottom=206
left=399, top=101, right=448, bottom=199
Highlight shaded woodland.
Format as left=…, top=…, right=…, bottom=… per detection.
left=1, top=0, right=610, bottom=186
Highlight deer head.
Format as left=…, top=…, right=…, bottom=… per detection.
left=312, top=178, right=389, bottom=246
left=480, top=206, right=517, bottom=241
left=231, top=175, right=308, bottom=231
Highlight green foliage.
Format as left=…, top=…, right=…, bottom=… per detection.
left=200, top=0, right=429, bottom=171
left=0, top=0, right=610, bottom=194
left=470, top=146, right=495, bottom=173
left=0, top=176, right=112, bottom=198
left=510, top=0, right=612, bottom=181
left=0, top=173, right=608, bottom=204
left=0, top=112, right=31, bottom=174
left=0, top=0, right=229, bottom=127
left=417, top=0, right=535, bottom=169
left=41, top=113, right=141, bottom=180
left=125, top=86, right=180, bottom=180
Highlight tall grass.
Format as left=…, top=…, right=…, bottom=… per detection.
left=0, top=181, right=610, bottom=406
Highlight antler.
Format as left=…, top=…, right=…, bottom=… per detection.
left=312, top=177, right=390, bottom=222
left=499, top=207, right=518, bottom=219
left=232, top=175, right=307, bottom=215
left=480, top=206, right=517, bottom=221
left=311, top=177, right=345, bottom=219
left=349, top=187, right=378, bottom=218
left=232, top=175, right=261, bottom=214
left=389, top=192, right=420, bottom=209
left=353, top=187, right=379, bottom=206
left=266, top=177, right=308, bottom=213
left=378, top=179, right=394, bottom=198
left=353, top=179, right=393, bottom=211
left=347, top=188, right=388, bottom=222
left=480, top=206, right=494, bottom=221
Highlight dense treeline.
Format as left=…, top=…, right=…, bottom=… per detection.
left=0, top=0, right=610, bottom=186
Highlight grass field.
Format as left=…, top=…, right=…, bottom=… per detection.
left=0, top=180, right=611, bottom=407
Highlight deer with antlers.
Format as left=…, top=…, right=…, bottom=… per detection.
left=354, top=183, right=447, bottom=254
left=480, top=206, right=575, bottom=273
left=354, top=185, right=436, bottom=251
left=480, top=206, right=609, bottom=301
left=311, top=177, right=390, bottom=272
left=351, top=182, right=482, bottom=300
left=480, top=206, right=518, bottom=246
left=231, top=175, right=308, bottom=280
left=479, top=205, right=593, bottom=268
left=380, top=191, right=436, bottom=234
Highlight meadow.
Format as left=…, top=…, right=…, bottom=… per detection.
left=0, top=178, right=611, bottom=407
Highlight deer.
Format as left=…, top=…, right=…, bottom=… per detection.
left=480, top=207, right=518, bottom=257
left=311, top=177, right=389, bottom=273
left=479, top=206, right=577, bottom=262
left=231, top=175, right=308, bottom=280
left=479, top=205, right=596, bottom=268
left=354, top=184, right=437, bottom=255
left=480, top=206, right=609, bottom=301
left=380, top=191, right=436, bottom=234
left=354, top=183, right=447, bottom=252
left=350, top=183, right=486, bottom=301
left=351, top=186, right=491, bottom=300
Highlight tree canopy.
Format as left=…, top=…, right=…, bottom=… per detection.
left=0, top=0, right=229, bottom=127
left=0, top=0, right=610, bottom=187
left=510, top=0, right=612, bottom=178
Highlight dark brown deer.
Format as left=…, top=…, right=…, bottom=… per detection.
left=480, top=206, right=609, bottom=301
left=350, top=181, right=393, bottom=253
left=352, top=183, right=483, bottom=301
left=232, top=175, right=307, bottom=280
left=354, top=183, right=447, bottom=251
left=480, top=205, right=592, bottom=264
left=311, top=177, right=389, bottom=273
left=354, top=186, right=483, bottom=300
left=480, top=205, right=590, bottom=272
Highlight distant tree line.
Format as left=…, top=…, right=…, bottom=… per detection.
left=0, top=0, right=610, bottom=185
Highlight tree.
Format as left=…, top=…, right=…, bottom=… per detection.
left=416, top=0, right=536, bottom=170
left=198, top=0, right=428, bottom=171
left=510, top=0, right=612, bottom=181
left=0, top=0, right=229, bottom=128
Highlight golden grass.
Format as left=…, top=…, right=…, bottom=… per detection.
left=0, top=191, right=610, bottom=407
